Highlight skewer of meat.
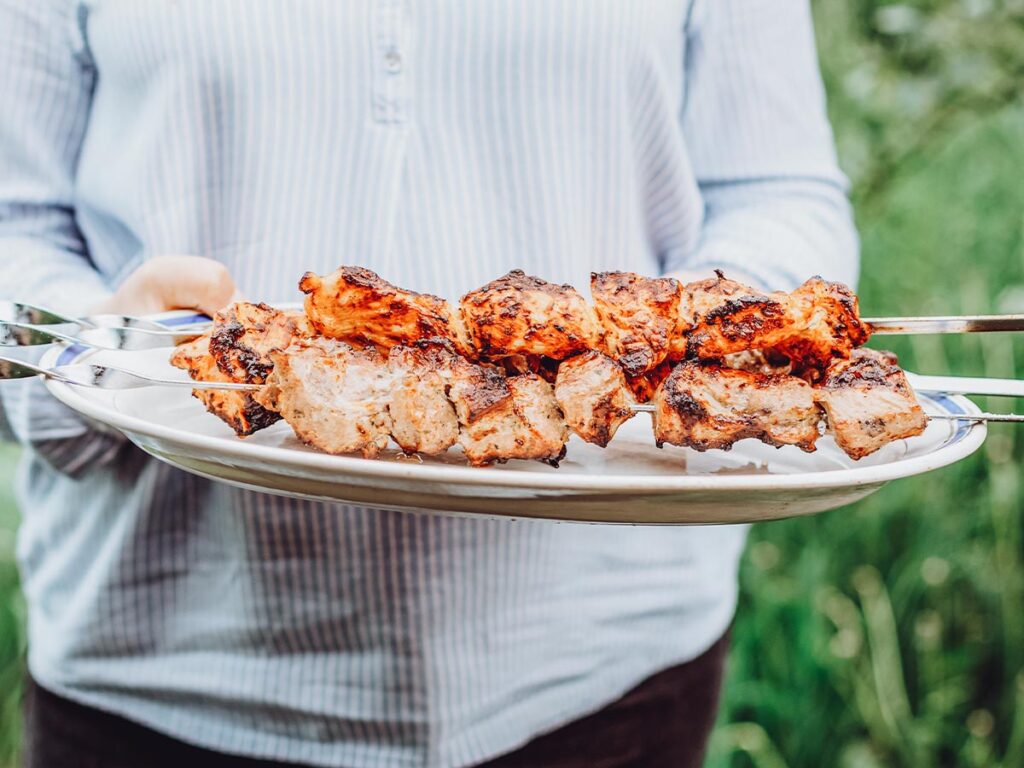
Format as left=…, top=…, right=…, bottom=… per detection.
left=299, top=265, right=873, bottom=382
left=173, top=299, right=926, bottom=463
left=172, top=266, right=924, bottom=464
left=256, top=336, right=569, bottom=466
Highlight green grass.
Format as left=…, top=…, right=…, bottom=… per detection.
left=0, top=446, right=24, bottom=767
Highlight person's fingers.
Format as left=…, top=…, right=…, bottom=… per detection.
left=143, top=256, right=239, bottom=316
left=89, top=256, right=241, bottom=317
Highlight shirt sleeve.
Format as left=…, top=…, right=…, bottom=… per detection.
left=0, top=1, right=127, bottom=475
left=671, top=0, right=859, bottom=291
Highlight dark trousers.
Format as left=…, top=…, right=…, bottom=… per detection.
left=23, top=633, right=728, bottom=768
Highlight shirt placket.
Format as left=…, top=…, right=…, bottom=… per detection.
left=372, top=0, right=408, bottom=125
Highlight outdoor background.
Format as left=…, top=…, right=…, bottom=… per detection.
left=1, top=1, right=1023, bottom=766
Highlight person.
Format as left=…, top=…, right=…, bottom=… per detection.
left=0, top=2, right=858, bottom=767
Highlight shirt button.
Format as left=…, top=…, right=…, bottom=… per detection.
left=384, top=48, right=402, bottom=74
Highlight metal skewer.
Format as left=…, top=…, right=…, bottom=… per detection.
left=864, top=315, right=1024, bottom=335
left=2, top=356, right=1017, bottom=423
left=1, top=299, right=212, bottom=335
left=0, top=320, right=209, bottom=351
left=0, top=357, right=259, bottom=392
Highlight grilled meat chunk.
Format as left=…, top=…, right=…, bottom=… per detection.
left=682, top=273, right=796, bottom=363
left=255, top=338, right=393, bottom=457
left=170, top=334, right=280, bottom=436
left=387, top=338, right=569, bottom=465
left=170, top=301, right=304, bottom=436
left=591, top=271, right=682, bottom=376
left=460, top=270, right=600, bottom=361
left=445, top=356, right=568, bottom=466
left=554, top=351, right=635, bottom=447
left=773, top=277, right=872, bottom=380
left=387, top=341, right=461, bottom=455
left=814, top=348, right=927, bottom=460
left=676, top=272, right=772, bottom=359
left=506, top=374, right=570, bottom=464
left=209, top=302, right=305, bottom=383
left=653, top=361, right=821, bottom=452
left=300, top=266, right=470, bottom=353
left=683, top=272, right=870, bottom=378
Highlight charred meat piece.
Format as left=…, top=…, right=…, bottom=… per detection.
left=653, top=361, right=821, bottom=452
left=209, top=302, right=306, bottom=383
left=170, top=301, right=304, bottom=437
left=773, top=278, right=872, bottom=381
left=591, top=271, right=682, bottom=376
left=814, top=348, right=928, bottom=460
left=387, top=341, right=461, bottom=455
left=170, top=334, right=280, bottom=437
left=300, top=266, right=470, bottom=354
left=445, top=357, right=568, bottom=466
left=554, top=351, right=636, bottom=447
left=460, top=270, right=600, bottom=361
left=682, top=272, right=792, bottom=361
left=255, top=338, right=393, bottom=458
left=674, top=271, right=772, bottom=360
left=683, top=272, right=870, bottom=378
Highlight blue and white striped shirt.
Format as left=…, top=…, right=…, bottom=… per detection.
left=0, top=2, right=857, bottom=766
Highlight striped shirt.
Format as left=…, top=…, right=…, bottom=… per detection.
left=0, top=2, right=857, bottom=766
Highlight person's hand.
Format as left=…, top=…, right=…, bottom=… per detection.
left=89, top=255, right=241, bottom=317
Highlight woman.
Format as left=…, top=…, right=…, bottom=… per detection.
left=0, top=2, right=857, bottom=766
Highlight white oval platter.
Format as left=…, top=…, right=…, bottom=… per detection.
left=41, top=311, right=987, bottom=525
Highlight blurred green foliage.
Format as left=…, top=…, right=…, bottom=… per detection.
left=0, top=1, right=1023, bottom=767
left=709, top=2, right=1024, bottom=767
left=0, top=447, right=24, bottom=768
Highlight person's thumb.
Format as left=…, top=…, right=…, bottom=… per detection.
left=149, top=256, right=239, bottom=316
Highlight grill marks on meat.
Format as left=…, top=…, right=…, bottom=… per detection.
left=591, top=271, right=682, bottom=376
left=814, top=348, right=928, bottom=459
left=300, top=266, right=471, bottom=354
left=445, top=356, right=568, bottom=467
left=170, top=334, right=281, bottom=437
left=771, top=278, right=872, bottom=381
left=255, top=338, right=394, bottom=458
left=555, top=351, right=636, bottom=447
left=684, top=272, right=871, bottom=379
left=681, top=273, right=789, bottom=360
left=210, top=302, right=305, bottom=383
left=653, top=362, right=821, bottom=452
left=460, top=270, right=601, bottom=361
left=169, top=302, right=304, bottom=436
left=296, top=266, right=871, bottom=382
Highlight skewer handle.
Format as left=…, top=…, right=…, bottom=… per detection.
left=907, top=373, right=1024, bottom=399
left=0, top=356, right=260, bottom=392
left=865, top=315, right=1024, bottom=335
